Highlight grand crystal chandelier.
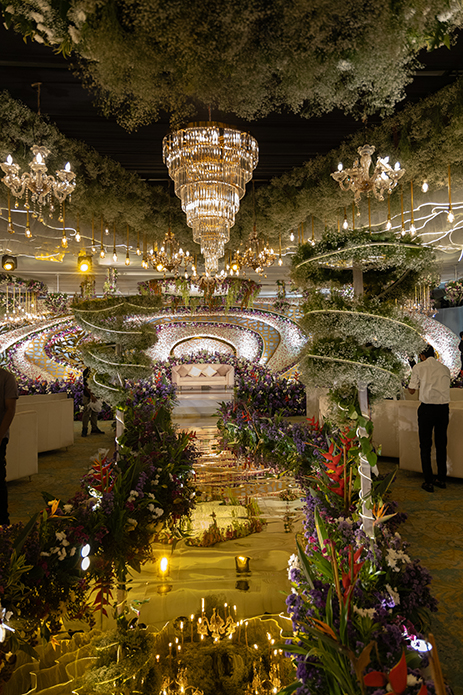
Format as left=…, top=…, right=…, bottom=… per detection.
left=331, top=144, right=404, bottom=206
left=1, top=145, right=76, bottom=231
left=163, top=122, right=258, bottom=274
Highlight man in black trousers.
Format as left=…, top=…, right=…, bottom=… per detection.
left=408, top=345, right=451, bottom=493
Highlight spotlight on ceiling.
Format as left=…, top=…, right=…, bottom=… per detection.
left=78, top=255, right=93, bottom=273
left=2, top=255, right=16, bottom=272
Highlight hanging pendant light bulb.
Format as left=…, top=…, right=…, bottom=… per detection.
left=125, top=224, right=130, bottom=265
left=100, top=216, right=105, bottom=258
left=342, top=207, right=348, bottom=230
left=25, top=208, right=32, bottom=238
left=421, top=180, right=429, bottom=193
left=75, top=212, right=81, bottom=243
left=136, top=229, right=141, bottom=255
left=112, top=224, right=118, bottom=262
left=289, top=230, right=295, bottom=242
left=409, top=180, right=416, bottom=235
left=61, top=202, right=68, bottom=247
left=386, top=194, right=392, bottom=230
left=91, top=216, right=96, bottom=252
left=447, top=165, right=455, bottom=223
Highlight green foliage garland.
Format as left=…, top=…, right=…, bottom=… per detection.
left=72, top=294, right=163, bottom=406
left=2, top=0, right=461, bottom=130
left=292, top=228, right=433, bottom=408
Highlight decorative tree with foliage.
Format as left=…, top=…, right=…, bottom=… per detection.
left=292, top=227, right=437, bottom=533
left=72, top=294, right=164, bottom=436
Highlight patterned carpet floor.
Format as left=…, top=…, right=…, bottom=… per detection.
left=378, top=459, right=463, bottom=695
left=6, top=428, right=462, bottom=693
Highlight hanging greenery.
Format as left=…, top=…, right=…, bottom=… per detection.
left=292, top=228, right=434, bottom=410
left=292, top=228, right=439, bottom=302
left=4, top=73, right=463, bottom=252
left=72, top=294, right=163, bottom=406
left=1, top=0, right=461, bottom=131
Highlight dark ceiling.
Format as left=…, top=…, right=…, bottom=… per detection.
left=2, top=22, right=463, bottom=185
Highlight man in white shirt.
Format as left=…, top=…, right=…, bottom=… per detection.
left=408, top=344, right=451, bottom=493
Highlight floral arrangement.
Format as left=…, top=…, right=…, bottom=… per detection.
left=0, top=390, right=198, bottom=680
left=0, top=273, right=48, bottom=293
left=273, top=279, right=292, bottom=314
left=2, top=0, right=460, bottom=133
left=152, top=351, right=306, bottom=417
left=138, top=277, right=261, bottom=310
left=284, top=464, right=441, bottom=695
left=43, top=292, right=71, bottom=314
left=102, top=267, right=119, bottom=297
left=442, top=278, right=463, bottom=307
left=217, top=404, right=325, bottom=476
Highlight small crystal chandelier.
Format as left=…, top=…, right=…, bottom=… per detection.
left=239, top=225, right=276, bottom=276
left=163, top=122, right=258, bottom=274
left=331, top=144, right=404, bottom=207
left=1, top=145, right=76, bottom=231
left=148, top=227, right=191, bottom=275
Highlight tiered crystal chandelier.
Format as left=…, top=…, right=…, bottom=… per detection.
left=331, top=144, right=404, bottom=206
left=1, top=145, right=76, bottom=231
left=163, top=122, right=258, bottom=274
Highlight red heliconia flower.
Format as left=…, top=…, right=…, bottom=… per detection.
left=363, top=651, right=427, bottom=695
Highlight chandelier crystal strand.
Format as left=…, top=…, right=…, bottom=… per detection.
left=163, top=122, right=258, bottom=274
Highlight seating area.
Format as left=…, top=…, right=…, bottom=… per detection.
left=171, top=363, right=234, bottom=390
left=6, top=393, right=74, bottom=482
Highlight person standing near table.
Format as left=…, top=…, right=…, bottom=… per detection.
left=0, top=368, right=18, bottom=525
left=408, top=345, right=450, bottom=493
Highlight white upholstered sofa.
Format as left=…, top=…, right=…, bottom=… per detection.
left=172, top=363, right=234, bottom=390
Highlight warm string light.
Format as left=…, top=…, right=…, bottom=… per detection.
left=342, top=207, right=348, bottom=230
left=61, top=201, right=68, bottom=248
left=75, top=212, right=81, bottom=243
left=100, top=216, right=105, bottom=259
left=448, top=165, right=454, bottom=223
left=112, top=224, right=118, bottom=262
left=125, top=224, right=130, bottom=266
left=400, top=185, right=405, bottom=235
left=25, top=207, right=31, bottom=238
left=386, top=194, right=392, bottom=230
left=410, top=180, right=416, bottom=235
left=91, top=215, right=96, bottom=252
left=7, top=191, right=13, bottom=234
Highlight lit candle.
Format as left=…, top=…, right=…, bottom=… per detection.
left=245, top=621, right=248, bottom=648
left=190, top=614, right=194, bottom=643
left=168, top=642, right=172, bottom=664
left=180, top=621, right=184, bottom=646
left=201, top=597, right=205, bottom=614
